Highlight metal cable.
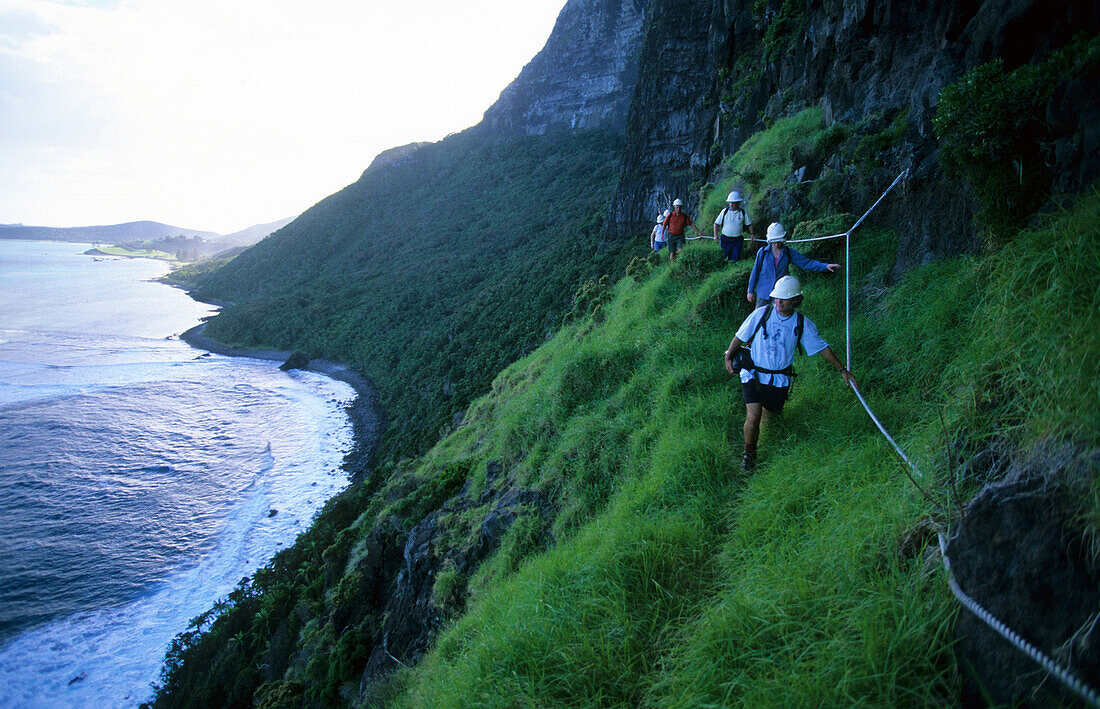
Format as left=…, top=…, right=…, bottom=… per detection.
left=834, top=168, right=1099, bottom=705
left=937, top=534, right=1100, bottom=708
left=847, top=381, right=923, bottom=478
left=848, top=169, right=909, bottom=234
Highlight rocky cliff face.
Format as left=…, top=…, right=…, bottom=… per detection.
left=947, top=442, right=1100, bottom=707
left=608, top=0, right=1099, bottom=272
left=478, top=0, right=647, bottom=135
left=608, top=0, right=719, bottom=227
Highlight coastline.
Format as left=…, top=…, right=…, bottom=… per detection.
left=180, top=323, right=384, bottom=483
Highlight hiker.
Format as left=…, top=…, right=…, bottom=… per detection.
left=650, top=212, right=667, bottom=251
left=662, top=199, right=704, bottom=262
left=746, top=222, right=840, bottom=304
left=713, top=191, right=755, bottom=261
left=723, top=276, right=855, bottom=471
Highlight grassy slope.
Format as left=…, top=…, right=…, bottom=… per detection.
left=370, top=189, right=1100, bottom=706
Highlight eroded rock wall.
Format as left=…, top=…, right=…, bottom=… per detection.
left=608, top=0, right=1100, bottom=272
left=947, top=443, right=1100, bottom=707
left=479, top=0, right=648, bottom=135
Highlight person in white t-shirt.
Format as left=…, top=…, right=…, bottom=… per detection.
left=650, top=212, right=667, bottom=251
left=722, top=276, right=855, bottom=471
left=712, top=191, right=754, bottom=261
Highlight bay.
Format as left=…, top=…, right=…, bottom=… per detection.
left=0, top=241, right=354, bottom=707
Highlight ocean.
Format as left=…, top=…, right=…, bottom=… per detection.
left=0, top=241, right=354, bottom=707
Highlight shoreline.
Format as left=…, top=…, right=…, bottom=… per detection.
left=180, top=323, right=384, bottom=483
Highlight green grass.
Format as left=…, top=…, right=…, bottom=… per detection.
left=377, top=189, right=1100, bottom=707
left=94, top=245, right=178, bottom=260
left=701, top=108, right=827, bottom=227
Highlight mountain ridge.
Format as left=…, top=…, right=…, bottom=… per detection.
left=0, top=220, right=219, bottom=243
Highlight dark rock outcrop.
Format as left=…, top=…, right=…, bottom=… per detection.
left=947, top=443, right=1100, bottom=707
left=357, top=484, right=552, bottom=695
left=361, top=142, right=430, bottom=176
left=278, top=352, right=310, bottom=371
left=479, top=0, right=647, bottom=135
left=608, top=0, right=720, bottom=230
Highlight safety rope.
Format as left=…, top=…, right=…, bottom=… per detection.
left=835, top=170, right=1100, bottom=707
left=746, top=232, right=846, bottom=244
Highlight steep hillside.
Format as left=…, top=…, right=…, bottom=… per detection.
left=154, top=107, right=1099, bottom=707
left=192, top=131, right=630, bottom=463
left=374, top=189, right=1100, bottom=708
left=156, top=197, right=1100, bottom=706
left=182, top=0, right=653, bottom=465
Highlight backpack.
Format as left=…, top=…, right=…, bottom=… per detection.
left=717, top=206, right=746, bottom=232
left=733, top=304, right=804, bottom=381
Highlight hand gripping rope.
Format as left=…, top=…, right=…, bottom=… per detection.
left=836, top=170, right=1100, bottom=708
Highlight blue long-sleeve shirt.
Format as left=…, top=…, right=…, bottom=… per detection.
left=747, top=245, right=830, bottom=299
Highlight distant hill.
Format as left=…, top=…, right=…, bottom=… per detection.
left=0, top=221, right=219, bottom=243
left=0, top=217, right=296, bottom=261
left=209, top=217, right=296, bottom=252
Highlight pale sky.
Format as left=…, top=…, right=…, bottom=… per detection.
left=0, top=0, right=566, bottom=234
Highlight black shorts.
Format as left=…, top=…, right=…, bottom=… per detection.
left=741, top=377, right=789, bottom=414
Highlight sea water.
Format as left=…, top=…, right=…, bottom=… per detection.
left=0, top=241, right=354, bottom=707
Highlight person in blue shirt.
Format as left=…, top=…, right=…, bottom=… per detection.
left=746, top=222, right=840, bottom=305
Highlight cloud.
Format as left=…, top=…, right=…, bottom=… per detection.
left=0, top=0, right=564, bottom=232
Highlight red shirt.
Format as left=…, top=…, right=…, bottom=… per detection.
left=664, top=211, right=693, bottom=236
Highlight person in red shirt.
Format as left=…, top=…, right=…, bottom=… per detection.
left=662, top=199, right=704, bottom=262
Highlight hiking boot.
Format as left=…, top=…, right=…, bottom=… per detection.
left=741, top=450, right=756, bottom=472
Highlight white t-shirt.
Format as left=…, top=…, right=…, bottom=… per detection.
left=734, top=306, right=828, bottom=386
left=714, top=206, right=752, bottom=237
left=651, top=223, right=665, bottom=242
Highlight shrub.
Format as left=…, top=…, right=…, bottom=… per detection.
left=673, top=243, right=730, bottom=279
left=432, top=560, right=463, bottom=610
left=254, top=680, right=305, bottom=709
left=813, top=123, right=852, bottom=161
left=625, top=255, right=653, bottom=280
left=854, top=108, right=909, bottom=168
left=933, top=34, right=1100, bottom=241
left=808, top=169, right=846, bottom=212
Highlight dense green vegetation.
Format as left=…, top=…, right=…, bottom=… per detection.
left=933, top=33, right=1100, bottom=241
left=153, top=85, right=1100, bottom=704
left=159, top=197, right=1100, bottom=707
left=189, top=130, right=632, bottom=462
left=162, top=256, right=236, bottom=285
